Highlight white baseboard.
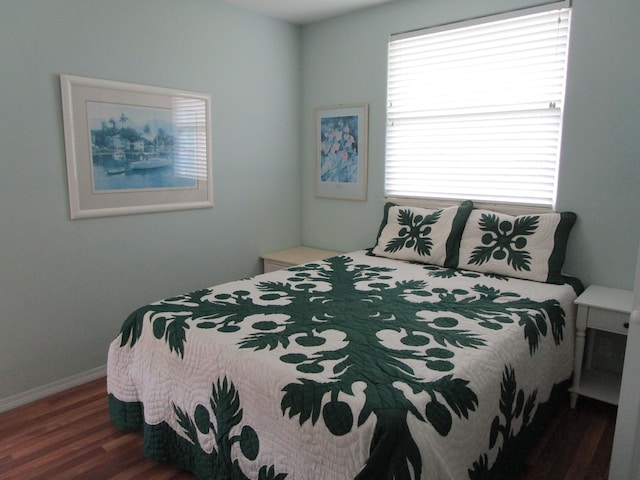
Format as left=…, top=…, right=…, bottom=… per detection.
left=0, top=365, right=107, bottom=413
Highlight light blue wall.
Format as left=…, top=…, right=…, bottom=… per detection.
left=301, top=0, right=640, bottom=290
left=0, top=0, right=301, bottom=399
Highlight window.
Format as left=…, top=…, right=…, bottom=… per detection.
left=385, top=3, right=571, bottom=208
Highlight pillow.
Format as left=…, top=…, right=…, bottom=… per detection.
left=457, top=209, right=577, bottom=283
left=371, top=200, right=473, bottom=267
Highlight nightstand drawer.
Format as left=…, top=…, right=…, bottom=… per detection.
left=588, top=308, right=630, bottom=335
left=261, top=247, right=341, bottom=273
left=263, top=260, right=291, bottom=273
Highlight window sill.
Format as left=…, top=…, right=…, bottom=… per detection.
left=384, top=197, right=555, bottom=216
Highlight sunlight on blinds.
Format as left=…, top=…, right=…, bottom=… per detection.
left=173, top=97, right=208, bottom=180
left=386, top=4, right=571, bottom=207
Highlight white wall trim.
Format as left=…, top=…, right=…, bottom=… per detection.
left=0, top=365, right=107, bottom=413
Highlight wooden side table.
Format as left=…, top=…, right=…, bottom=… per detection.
left=569, top=285, right=633, bottom=408
left=260, top=246, right=341, bottom=273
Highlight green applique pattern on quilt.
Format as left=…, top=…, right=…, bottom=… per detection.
left=174, top=377, right=288, bottom=480
left=118, top=255, right=568, bottom=479
left=469, top=366, right=539, bottom=479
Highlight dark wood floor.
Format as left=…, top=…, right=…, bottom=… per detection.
left=0, top=377, right=617, bottom=479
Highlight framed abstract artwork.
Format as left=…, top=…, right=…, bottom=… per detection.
left=315, top=104, right=368, bottom=200
left=60, top=74, right=213, bottom=219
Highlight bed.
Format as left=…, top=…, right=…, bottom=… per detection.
left=107, top=201, right=580, bottom=479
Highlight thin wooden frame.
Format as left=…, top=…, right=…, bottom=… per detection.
left=60, top=74, right=213, bottom=219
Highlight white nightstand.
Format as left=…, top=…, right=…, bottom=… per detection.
left=260, top=246, right=341, bottom=273
left=569, top=285, right=633, bottom=408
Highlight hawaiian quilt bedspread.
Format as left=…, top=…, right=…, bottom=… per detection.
left=107, top=250, right=578, bottom=479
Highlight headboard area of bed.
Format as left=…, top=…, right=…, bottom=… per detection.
left=384, top=196, right=554, bottom=216
left=375, top=197, right=577, bottom=285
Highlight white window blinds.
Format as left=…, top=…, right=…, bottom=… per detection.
left=173, top=97, right=209, bottom=180
left=385, top=4, right=571, bottom=208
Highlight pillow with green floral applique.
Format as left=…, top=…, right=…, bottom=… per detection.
left=457, top=209, right=577, bottom=283
left=371, top=200, right=473, bottom=268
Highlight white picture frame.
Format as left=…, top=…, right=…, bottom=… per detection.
left=60, top=74, right=213, bottom=219
left=315, top=104, right=368, bottom=201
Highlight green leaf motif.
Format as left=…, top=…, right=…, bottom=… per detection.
left=173, top=404, right=200, bottom=446
left=385, top=208, right=442, bottom=256
left=282, top=379, right=331, bottom=425
left=423, top=264, right=484, bottom=279
left=259, top=465, right=288, bottom=480
left=470, top=365, right=539, bottom=478
left=432, top=375, right=478, bottom=420
left=119, top=289, right=210, bottom=357
left=469, top=214, right=539, bottom=272
left=174, top=378, right=287, bottom=479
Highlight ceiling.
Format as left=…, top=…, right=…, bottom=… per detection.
left=222, top=0, right=398, bottom=25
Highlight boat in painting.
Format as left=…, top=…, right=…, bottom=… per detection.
left=129, top=156, right=172, bottom=170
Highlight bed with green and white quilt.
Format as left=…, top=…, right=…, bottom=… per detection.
left=108, top=202, right=580, bottom=479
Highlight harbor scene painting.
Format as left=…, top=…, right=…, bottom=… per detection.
left=61, top=74, right=212, bottom=219
left=88, top=101, right=196, bottom=192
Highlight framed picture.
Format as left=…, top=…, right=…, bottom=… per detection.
left=60, top=74, right=213, bottom=219
left=315, top=104, right=368, bottom=200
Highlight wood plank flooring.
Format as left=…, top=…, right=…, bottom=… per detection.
left=0, top=377, right=617, bottom=479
